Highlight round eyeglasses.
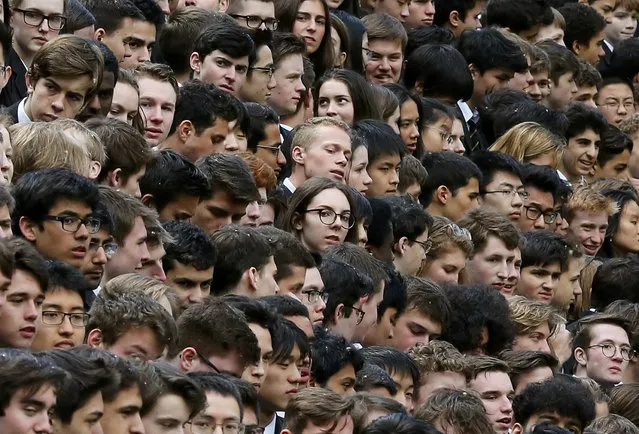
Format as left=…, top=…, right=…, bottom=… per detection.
left=304, top=208, right=354, bottom=230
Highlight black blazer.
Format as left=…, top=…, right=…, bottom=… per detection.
left=0, top=49, right=27, bottom=108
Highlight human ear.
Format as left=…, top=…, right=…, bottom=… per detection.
left=18, top=216, right=38, bottom=242
left=87, top=329, right=104, bottom=348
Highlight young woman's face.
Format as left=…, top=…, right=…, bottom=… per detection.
left=444, top=119, right=466, bottom=154
left=527, top=152, right=556, bottom=168
left=293, top=0, right=327, bottom=54
left=331, top=29, right=345, bottom=67
left=346, top=146, right=373, bottom=195
left=613, top=200, right=639, bottom=254
left=398, top=99, right=420, bottom=154
left=421, top=115, right=453, bottom=153
left=420, top=246, right=467, bottom=284
left=317, top=79, right=355, bottom=124
left=296, top=188, right=351, bottom=252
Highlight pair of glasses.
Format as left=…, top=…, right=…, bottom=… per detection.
left=197, top=353, right=241, bottom=378
left=228, top=14, right=279, bottom=30
left=244, top=424, right=265, bottom=434
left=414, top=239, right=433, bottom=255
left=188, top=421, right=244, bottom=434
left=305, top=208, right=354, bottom=229
left=88, top=239, right=118, bottom=259
left=41, top=311, right=90, bottom=327
left=301, top=289, right=328, bottom=304
left=588, top=343, right=637, bottom=361
left=42, top=215, right=101, bottom=234
left=256, top=143, right=282, bottom=155
left=14, top=8, right=66, bottom=30
left=483, top=189, right=530, bottom=200
left=523, top=206, right=558, bottom=224
left=249, top=66, right=275, bottom=78
left=349, top=305, right=365, bottom=325
left=423, top=126, right=453, bottom=145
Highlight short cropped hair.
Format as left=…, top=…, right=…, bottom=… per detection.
left=134, top=63, right=179, bottom=103
left=98, top=186, right=159, bottom=243
left=352, top=120, right=405, bottom=165
left=457, top=27, right=528, bottom=74
left=162, top=220, right=217, bottom=273
left=537, top=40, right=581, bottom=84
left=271, top=32, right=307, bottom=67
left=311, top=333, right=364, bottom=387
left=255, top=226, right=316, bottom=284
left=398, top=154, right=428, bottom=194
left=586, top=414, right=639, bottom=434
left=571, top=313, right=632, bottom=354
left=284, top=388, right=355, bottom=434
left=362, top=13, right=407, bottom=49
left=458, top=207, right=523, bottom=254
left=292, top=116, right=351, bottom=153
left=361, top=346, right=420, bottom=387
left=354, top=365, right=398, bottom=396
left=565, top=102, right=608, bottom=140
left=192, top=23, right=255, bottom=67
left=521, top=231, right=570, bottom=271
left=597, top=124, right=634, bottom=168
left=414, top=388, right=494, bottom=434
left=324, top=243, right=387, bottom=291
left=403, top=276, right=451, bottom=333
left=420, top=152, right=482, bottom=207
left=576, top=60, right=602, bottom=88
left=196, top=153, right=260, bottom=204
left=559, top=3, right=606, bottom=55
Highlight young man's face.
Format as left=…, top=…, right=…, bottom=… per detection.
left=254, top=123, right=286, bottom=177
left=54, top=390, right=104, bottom=434
left=10, top=0, right=64, bottom=57
left=0, top=384, right=57, bottom=434
left=576, top=31, right=605, bottom=66
left=31, top=288, right=85, bottom=351
left=156, top=194, right=201, bottom=223
left=554, top=256, right=583, bottom=312
left=605, top=6, right=638, bottom=44
left=596, top=82, right=635, bottom=126
left=255, top=256, right=279, bottom=298
left=515, top=412, right=583, bottom=434
left=416, top=371, right=466, bottom=407
left=389, top=372, right=414, bottom=413
left=324, top=364, right=357, bottom=396
left=142, top=393, right=191, bottom=434
left=193, top=190, right=248, bottom=235
left=26, top=74, right=93, bottom=121
left=519, top=186, right=555, bottom=232
left=548, top=72, right=578, bottom=109
left=100, top=325, right=164, bottom=362
left=480, top=170, right=525, bottom=221
left=177, top=117, right=233, bottom=162
left=471, top=67, right=515, bottom=105
left=192, top=391, right=241, bottom=434
left=100, top=18, right=156, bottom=68
left=517, top=262, right=562, bottom=303
left=568, top=210, right=609, bottom=256
left=104, top=216, right=150, bottom=282
left=530, top=70, right=552, bottom=104
left=405, top=0, right=435, bottom=28
left=513, top=321, right=552, bottom=353
left=563, top=128, right=600, bottom=181
left=467, top=236, right=519, bottom=295
left=267, top=54, right=305, bottom=117
left=139, top=238, right=167, bottom=282
left=243, top=323, right=273, bottom=393
left=231, top=0, right=276, bottom=29
left=590, top=0, right=617, bottom=23
left=394, top=229, right=430, bottom=276
left=139, top=76, right=177, bottom=146
left=81, top=228, right=114, bottom=288
left=596, top=148, right=631, bottom=180
left=0, top=269, right=44, bottom=348
left=469, top=371, right=514, bottom=434
left=192, top=50, right=249, bottom=97
left=362, top=37, right=404, bottom=85
left=297, top=125, right=352, bottom=183
left=353, top=285, right=383, bottom=342
left=535, top=24, right=566, bottom=46
left=577, top=323, right=631, bottom=385
left=78, top=70, right=117, bottom=122
left=239, top=44, right=276, bottom=104
left=166, top=262, right=213, bottom=311
left=391, top=306, right=442, bottom=351
left=442, top=177, right=481, bottom=222
left=259, top=345, right=302, bottom=410
left=574, top=84, right=598, bottom=108
left=108, top=81, right=140, bottom=126
left=366, top=153, right=401, bottom=197
left=372, top=0, right=409, bottom=22
left=293, top=415, right=353, bottom=434
left=102, top=386, right=145, bottom=434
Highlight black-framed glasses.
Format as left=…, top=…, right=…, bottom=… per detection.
left=197, top=353, right=241, bottom=378
left=256, top=143, right=282, bottom=155
left=228, top=13, right=278, bottom=30
left=483, top=189, right=529, bottom=200
left=249, top=66, right=275, bottom=78
left=41, top=311, right=90, bottom=327
left=301, top=289, right=328, bottom=304
left=523, top=206, right=557, bottom=224
left=43, top=215, right=101, bottom=234
left=414, top=239, right=432, bottom=255
left=14, top=8, right=66, bottom=30
left=588, top=343, right=637, bottom=361
left=305, top=208, right=354, bottom=229
left=187, top=421, right=245, bottom=434
left=349, top=306, right=365, bottom=325
left=88, top=239, right=118, bottom=259
left=244, top=424, right=265, bottom=434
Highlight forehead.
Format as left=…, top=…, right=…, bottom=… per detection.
left=307, top=188, right=350, bottom=209
left=487, top=170, right=522, bottom=186
left=233, top=0, right=275, bottom=16
left=480, top=235, right=513, bottom=255
left=526, top=186, right=554, bottom=207
left=44, top=287, right=84, bottom=307
left=49, top=198, right=93, bottom=214
left=276, top=53, right=304, bottom=72
left=401, top=307, right=441, bottom=330
left=138, top=77, right=177, bottom=102
left=598, top=83, right=634, bottom=98
left=19, top=0, right=64, bottom=13
left=308, top=125, right=351, bottom=148
left=366, top=39, right=403, bottom=54
left=299, top=0, right=325, bottom=13
left=471, top=370, right=512, bottom=391
left=206, top=49, right=249, bottom=64
left=571, top=210, right=609, bottom=224
left=588, top=323, right=630, bottom=343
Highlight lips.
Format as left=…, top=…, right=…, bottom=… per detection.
left=583, top=244, right=599, bottom=255
left=406, top=143, right=417, bottom=153
left=71, top=246, right=87, bottom=258
left=285, top=389, right=298, bottom=396
left=145, top=127, right=163, bottom=139
left=537, top=291, right=553, bottom=302
left=501, top=284, right=515, bottom=295
left=329, top=169, right=345, bottom=180
left=19, top=326, right=36, bottom=339
left=251, top=383, right=261, bottom=392
left=509, top=211, right=521, bottom=221
left=54, top=340, right=75, bottom=349
left=325, top=235, right=340, bottom=244
left=219, top=84, right=235, bottom=93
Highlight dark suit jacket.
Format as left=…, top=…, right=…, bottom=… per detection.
left=274, top=415, right=284, bottom=434
left=598, top=41, right=614, bottom=75
left=0, top=49, right=27, bottom=108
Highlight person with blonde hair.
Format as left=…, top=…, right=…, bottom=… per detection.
left=102, top=273, right=179, bottom=319
left=566, top=185, right=618, bottom=257
left=9, top=121, right=92, bottom=182
left=490, top=122, right=565, bottom=168
left=418, top=216, right=473, bottom=284
left=54, top=118, right=106, bottom=180
left=508, top=295, right=563, bottom=354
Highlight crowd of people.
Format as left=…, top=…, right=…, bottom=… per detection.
left=1, top=0, right=639, bottom=433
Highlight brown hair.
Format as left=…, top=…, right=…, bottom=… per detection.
left=398, top=154, right=428, bottom=194
left=103, top=273, right=180, bottom=320
left=489, top=122, right=565, bottom=169
left=466, top=355, right=510, bottom=380
left=609, top=384, right=639, bottom=426
left=362, top=12, right=407, bottom=50
left=283, top=387, right=354, bottom=434
left=572, top=313, right=633, bottom=353
left=421, top=216, right=473, bottom=266
left=98, top=186, right=160, bottom=244
left=458, top=207, right=523, bottom=254
left=566, top=185, right=617, bottom=222
left=134, top=63, right=179, bottom=104
left=9, top=122, right=91, bottom=182
left=508, top=295, right=563, bottom=337
left=414, top=388, right=494, bottom=434
left=499, top=350, right=558, bottom=391
left=238, top=152, right=277, bottom=191
left=407, top=341, right=466, bottom=375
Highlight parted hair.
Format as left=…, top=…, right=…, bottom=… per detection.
left=508, top=295, right=563, bottom=336
left=458, top=207, right=523, bottom=254
left=566, top=184, right=618, bottom=221
left=414, top=388, right=494, bottom=434
left=489, top=122, right=565, bottom=169
left=283, top=387, right=355, bottom=434
left=98, top=186, right=160, bottom=244
left=362, top=12, right=407, bottom=49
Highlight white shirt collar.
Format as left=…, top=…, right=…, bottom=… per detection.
left=283, top=177, right=296, bottom=194
left=604, top=40, right=614, bottom=52
left=17, top=98, right=32, bottom=124
left=457, top=100, right=474, bottom=123
left=264, top=414, right=277, bottom=434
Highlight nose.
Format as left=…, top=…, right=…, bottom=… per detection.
left=225, top=67, right=237, bottom=83
left=379, top=57, right=391, bottom=71
left=277, top=149, right=287, bottom=168
left=35, top=413, right=53, bottom=434
left=139, top=243, right=151, bottom=266
left=534, top=215, right=546, bottom=229
left=51, top=93, right=66, bottom=113
left=0, top=153, right=9, bottom=171
left=619, top=102, right=628, bottom=115
left=570, top=81, right=578, bottom=94
left=25, top=300, right=38, bottom=320
left=539, top=339, right=551, bottom=353
left=390, top=169, right=399, bottom=186
left=295, top=79, right=306, bottom=94
left=225, top=133, right=239, bottom=152
left=149, top=105, right=163, bottom=122
left=130, top=413, right=145, bottom=434
left=598, top=45, right=605, bottom=58
left=87, top=94, right=101, bottom=113
left=363, top=171, right=373, bottom=186
left=189, top=287, right=204, bottom=305
left=307, top=20, right=317, bottom=31
left=401, top=3, right=409, bottom=18
left=500, top=396, right=513, bottom=414
left=426, top=1, right=435, bottom=13
left=326, top=101, right=338, bottom=116
left=253, top=360, right=266, bottom=378
left=39, top=19, right=51, bottom=32
left=138, top=47, right=151, bottom=63
left=511, top=192, right=523, bottom=208
left=93, top=246, right=108, bottom=266
left=153, top=261, right=166, bottom=281
left=59, top=315, right=74, bottom=335
left=409, top=124, right=419, bottom=139
left=573, top=283, right=583, bottom=297
left=268, top=73, right=277, bottom=90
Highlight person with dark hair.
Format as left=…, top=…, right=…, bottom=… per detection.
left=572, top=313, right=634, bottom=388
left=574, top=60, right=602, bottom=107
left=405, top=25, right=455, bottom=58
left=187, top=372, right=244, bottom=434
left=354, top=365, right=399, bottom=398
left=595, top=124, right=633, bottom=180
left=31, top=260, right=90, bottom=351
left=77, top=40, right=120, bottom=122
left=516, top=231, right=568, bottom=304
left=140, top=149, right=211, bottom=222
left=403, top=44, right=474, bottom=105
left=416, top=387, right=494, bottom=434
left=11, top=168, right=101, bottom=270
left=162, top=220, right=217, bottom=311
left=433, top=0, right=484, bottom=38
left=500, top=350, right=558, bottom=395
left=598, top=188, right=639, bottom=258
left=210, top=225, right=278, bottom=297
left=537, top=40, right=580, bottom=110
left=511, top=375, right=596, bottom=434
left=384, top=84, right=422, bottom=157
left=591, top=257, right=639, bottom=310
left=420, top=152, right=482, bottom=221
left=310, top=332, right=364, bottom=394
left=365, top=197, right=395, bottom=262
left=0, top=21, right=11, bottom=96
left=603, top=37, right=639, bottom=85
left=194, top=153, right=261, bottom=234
left=485, top=0, right=554, bottom=40
left=245, top=102, right=287, bottom=178
left=596, top=76, right=636, bottom=126
left=559, top=3, right=606, bottom=66
left=471, top=151, right=526, bottom=223
left=364, top=412, right=441, bottom=434
left=190, top=23, right=255, bottom=98
left=519, top=163, right=563, bottom=232
left=261, top=294, right=315, bottom=340
left=0, top=349, right=67, bottom=433
left=361, top=346, right=420, bottom=412
left=561, top=103, right=608, bottom=183
left=281, top=387, right=355, bottom=434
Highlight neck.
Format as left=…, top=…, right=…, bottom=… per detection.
left=281, top=110, right=305, bottom=129
left=288, top=168, right=307, bottom=189
left=13, top=41, right=35, bottom=68
left=426, top=203, right=444, bottom=218
left=258, top=405, right=276, bottom=426
left=176, top=72, right=191, bottom=84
